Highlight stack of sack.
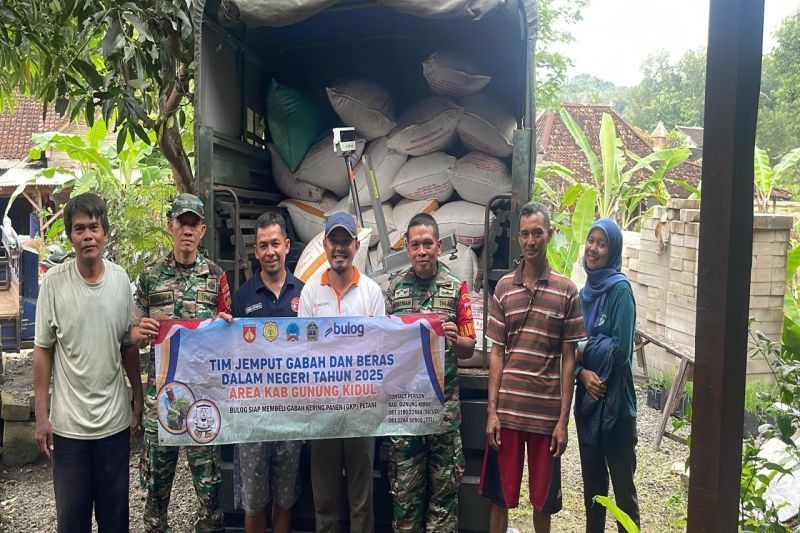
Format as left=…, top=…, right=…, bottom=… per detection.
left=268, top=49, right=514, bottom=288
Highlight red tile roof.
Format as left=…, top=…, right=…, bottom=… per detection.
left=536, top=104, right=702, bottom=198
left=0, top=95, right=68, bottom=161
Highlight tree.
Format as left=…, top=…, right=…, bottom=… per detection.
left=623, top=49, right=706, bottom=132
left=0, top=0, right=195, bottom=192
left=753, top=145, right=800, bottom=213
left=560, top=74, right=630, bottom=113
left=536, top=0, right=590, bottom=110
left=756, top=10, right=800, bottom=159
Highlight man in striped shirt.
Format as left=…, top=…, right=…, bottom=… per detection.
left=479, top=201, right=585, bottom=533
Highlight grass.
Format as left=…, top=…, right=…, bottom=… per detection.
left=508, top=406, right=688, bottom=531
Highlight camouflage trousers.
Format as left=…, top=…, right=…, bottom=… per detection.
left=140, top=426, right=224, bottom=533
left=389, top=430, right=465, bottom=533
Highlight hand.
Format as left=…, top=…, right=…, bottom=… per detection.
left=131, top=318, right=160, bottom=348
left=550, top=421, right=568, bottom=458
left=35, top=418, right=54, bottom=459
left=579, top=369, right=606, bottom=400
left=132, top=397, right=144, bottom=440
left=442, top=321, right=458, bottom=348
left=216, top=312, right=233, bottom=324
left=486, top=411, right=502, bottom=450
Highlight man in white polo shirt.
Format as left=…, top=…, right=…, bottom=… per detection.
left=298, top=211, right=385, bottom=533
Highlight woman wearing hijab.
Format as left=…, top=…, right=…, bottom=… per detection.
left=575, top=218, right=640, bottom=532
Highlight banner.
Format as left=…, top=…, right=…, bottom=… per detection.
left=154, top=315, right=447, bottom=445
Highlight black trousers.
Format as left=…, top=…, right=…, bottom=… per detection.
left=577, top=416, right=640, bottom=533
left=52, top=427, right=130, bottom=533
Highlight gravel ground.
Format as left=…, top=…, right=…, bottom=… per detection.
left=1, top=353, right=689, bottom=532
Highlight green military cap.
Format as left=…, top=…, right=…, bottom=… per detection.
left=170, top=193, right=205, bottom=219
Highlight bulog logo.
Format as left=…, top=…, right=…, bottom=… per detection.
left=324, top=322, right=366, bottom=338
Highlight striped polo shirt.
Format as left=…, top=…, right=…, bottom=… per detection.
left=486, top=262, right=585, bottom=435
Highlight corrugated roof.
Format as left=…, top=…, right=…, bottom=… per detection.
left=536, top=104, right=702, bottom=198
left=676, top=126, right=704, bottom=149
left=0, top=165, right=73, bottom=189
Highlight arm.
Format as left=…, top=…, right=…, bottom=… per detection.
left=121, top=343, right=143, bottom=438
left=551, top=340, right=576, bottom=457
left=609, top=286, right=636, bottom=368
left=446, top=281, right=476, bottom=359
left=129, top=272, right=159, bottom=348
left=32, top=345, right=54, bottom=458
left=486, top=342, right=505, bottom=449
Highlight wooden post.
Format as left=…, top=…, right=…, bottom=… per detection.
left=687, top=0, right=764, bottom=530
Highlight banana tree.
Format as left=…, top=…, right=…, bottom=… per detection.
left=559, top=108, right=691, bottom=229
left=754, top=146, right=800, bottom=213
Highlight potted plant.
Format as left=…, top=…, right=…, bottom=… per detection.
left=646, top=371, right=666, bottom=411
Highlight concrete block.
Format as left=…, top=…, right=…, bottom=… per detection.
left=668, top=199, right=700, bottom=210
left=638, top=249, right=671, bottom=267
left=771, top=281, right=786, bottom=296
left=753, top=242, right=788, bottom=256
left=651, top=206, right=667, bottom=219
left=1, top=391, right=30, bottom=421
left=639, top=273, right=669, bottom=289
left=666, top=314, right=696, bottom=336
left=684, top=235, right=699, bottom=249
left=753, top=229, right=786, bottom=243
left=669, top=270, right=695, bottom=286
left=1, top=421, right=40, bottom=466
left=628, top=258, right=640, bottom=271
left=670, top=221, right=687, bottom=234
left=669, top=281, right=696, bottom=298
left=628, top=270, right=638, bottom=283
left=685, top=222, right=700, bottom=236
left=749, top=295, right=781, bottom=309
left=751, top=255, right=774, bottom=271
left=638, top=261, right=670, bottom=278
left=683, top=259, right=697, bottom=273
left=667, top=292, right=696, bottom=311
left=749, top=282, right=773, bottom=296
left=670, top=255, right=684, bottom=271
left=682, top=209, right=701, bottom=223
left=665, top=328, right=695, bottom=349
left=671, top=234, right=684, bottom=247
left=750, top=307, right=784, bottom=324
left=752, top=213, right=793, bottom=230
left=684, top=248, right=697, bottom=262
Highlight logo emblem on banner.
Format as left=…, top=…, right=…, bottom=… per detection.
left=263, top=322, right=278, bottom=342
left=242, top=325, right=256, bottom=344
left=286, top=323, right=300, bottom=341
left=307, top=322, right=319, bottom=341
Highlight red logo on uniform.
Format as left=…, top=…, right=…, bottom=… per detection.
left=243, top=325, right=256, bottom=344
left=291, top=296, right=300, bottom=313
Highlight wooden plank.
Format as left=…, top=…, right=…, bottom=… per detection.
left=0, top=287, right=19, bottom=318
left=655, top=357, right=691, bottom=449
left=687, top=0, right=764, bottom=529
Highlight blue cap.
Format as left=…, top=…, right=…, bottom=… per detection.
left=325, top=211, right=357, bottom=238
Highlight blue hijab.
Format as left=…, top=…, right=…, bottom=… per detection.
left=582, top=218, right=628, bottom=336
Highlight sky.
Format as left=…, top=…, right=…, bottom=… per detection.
left=562, top=0, right=800, bottom=87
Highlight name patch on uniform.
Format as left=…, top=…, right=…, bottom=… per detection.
left=149, top=291, right=174, bottom=306
left=244, top=303, right=263, bottom=315
left=433, top=297, right=455, bottom=309
left=392, top=297, right=413, bottom=311
left=197, top=291, right=217, bottom=306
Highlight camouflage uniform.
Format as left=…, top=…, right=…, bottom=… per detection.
left=385, top=262, right=475, bottom=532
left=135, top=251, right=231, bottom=533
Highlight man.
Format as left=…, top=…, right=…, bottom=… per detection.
left=33, top=193, right=142, bottom=532
left=130, top=193, right=232, bottom=533
left=298, top=212, right=385, bottom=533
left=232, top=212, right=303, bottom=533
left=479, top=202, right=585, bottom=533
left=385, top=213, right=476, bottom=532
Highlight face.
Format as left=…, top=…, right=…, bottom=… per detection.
left=406, top=224, right=440, bottom=279
left=323, top=227, right=359, bottom=274
left=168, top=213, right=206, bottom=255
left=255, top=224, right=289, bottom=276
left=69, top=213, right=106, bottom=264
left=518, top=213, right=552, bottom=264
left=584, top=228, right=609, bottom=270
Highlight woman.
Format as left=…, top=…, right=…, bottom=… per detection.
left=575, top=218, right=640, bottom=532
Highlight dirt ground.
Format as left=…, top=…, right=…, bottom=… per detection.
left=1, top=352, right=689, bottom=532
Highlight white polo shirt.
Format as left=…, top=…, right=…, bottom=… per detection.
left=298, top=267, right=385, bottom=318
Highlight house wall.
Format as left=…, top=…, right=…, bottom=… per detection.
left=623, top=199, right=791, bottom=382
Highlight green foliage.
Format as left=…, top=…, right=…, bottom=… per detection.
left=560, top=73, right=629, bottom=112
left=783, top=242, right=800, bottom=357
left=591, top=496, right=640, bottom=533
left=23, top=118, right=177, bottom=279
left=623, top=49, right=707, bottom=132
left=753, top=146, right=800, bottom=212
left=0, top=0, right=195, bottom=191
left=559, top=107, right=691, bottom=228
left=536, top=0, right=590, bottom=110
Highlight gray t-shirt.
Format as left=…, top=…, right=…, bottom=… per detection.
left=35, top=259, right=134, bottom=439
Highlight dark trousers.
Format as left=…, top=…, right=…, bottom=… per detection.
left=52, top=428, right=130, bottom=533
left=577, top=417, right=640, bottom=533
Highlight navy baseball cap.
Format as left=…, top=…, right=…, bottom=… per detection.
left=325, top=211, right=357, bottom=238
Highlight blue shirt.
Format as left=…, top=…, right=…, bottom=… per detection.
left=232, top=270, right=304, bottom=318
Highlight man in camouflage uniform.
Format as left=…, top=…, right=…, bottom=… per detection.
left=130, top=193, right=232, bottom=533
left=385, top=213, right=476, bottom=532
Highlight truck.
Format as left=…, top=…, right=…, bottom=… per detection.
left=192, top=1, right=537, bottom=530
